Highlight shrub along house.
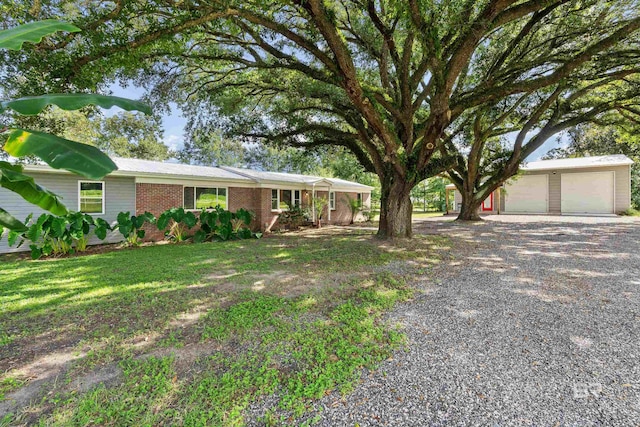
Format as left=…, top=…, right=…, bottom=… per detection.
left=446, top=155, right=634, bottom=215
left=0, top=157, right=373, bottom=253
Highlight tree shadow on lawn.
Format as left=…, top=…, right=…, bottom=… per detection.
left=0, top=229, right=444, bottom=420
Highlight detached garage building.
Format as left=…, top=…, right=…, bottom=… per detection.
left=448, top=154, right=634, bottom=215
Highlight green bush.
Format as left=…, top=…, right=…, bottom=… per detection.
left=3, top=205, right=262, bottom=258
left=278, top=204, right=308, bottom=230
left=194, top=207, right=258, bottom=242
left=344, top=195, right=362, bottom=224
left=620, top=207, right=640, bottom=216
left=7, top=212, right=112, bottom=259
left=361, top=209, right=375, bottom=222
left=116, top=211, right=155, bottom=246
left=157, top=207, right=197, bottom=242
left=312, top=196, right=328, bottom=223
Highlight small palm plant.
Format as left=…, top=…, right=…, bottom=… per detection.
left=345, top=195, right=362, bottom=224
left=312, top=196, right=328, bottom=227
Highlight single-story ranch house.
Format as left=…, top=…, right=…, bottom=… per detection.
left=446, top=155, right=634, bottom=215
left=0, top=157, right=373, bottom=253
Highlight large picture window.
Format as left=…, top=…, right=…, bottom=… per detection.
left=78, top=181, right=105, bottom=214
left=183, top=187, right=227, bottom=209
left=272, top=189, right=301, bottom=211
left=280, top=189, right=292, bottom=210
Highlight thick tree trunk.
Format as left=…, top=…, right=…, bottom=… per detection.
left=456, top=188, right=483, bottom=221
left=377, top=175, right=413, bottom=239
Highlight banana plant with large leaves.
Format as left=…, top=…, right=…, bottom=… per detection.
left=0, top=20, right=152, bottom=236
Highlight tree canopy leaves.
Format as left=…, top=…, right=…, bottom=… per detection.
left=6, top=1, right=640, bottom=234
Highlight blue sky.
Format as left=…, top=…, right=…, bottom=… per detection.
left=108, top=84, right=186, bottom=153
left=108, top=83, right=562, bottom=162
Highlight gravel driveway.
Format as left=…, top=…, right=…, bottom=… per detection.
left=312, top=216, right=640, bottom=426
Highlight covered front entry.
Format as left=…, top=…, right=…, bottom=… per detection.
left=504, top=174, right=548, bottom=213
left=561, top=171, right=614, bottom=214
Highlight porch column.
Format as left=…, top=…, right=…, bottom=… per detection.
left=312, top=184, right=316, bottom=223
left=327, top=185, right=331, bottom=222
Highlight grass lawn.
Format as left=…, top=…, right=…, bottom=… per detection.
left=0, top=228, right=445, bottom=426
left=411, top=211, right=446, bottom=219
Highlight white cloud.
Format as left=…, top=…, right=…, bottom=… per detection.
left=163, top=134, right=184, bottom=151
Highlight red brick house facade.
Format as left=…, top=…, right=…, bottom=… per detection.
left=125, top=159, right=373, bottom=241
left=0, top=158, right=373, bottom=253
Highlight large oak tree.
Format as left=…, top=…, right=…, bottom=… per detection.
left=5, top=1, right=640, bottom=236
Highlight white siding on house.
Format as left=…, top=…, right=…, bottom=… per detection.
left=0, top=173, right=135, bottom=253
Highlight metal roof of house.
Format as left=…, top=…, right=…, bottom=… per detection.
left=110, top=157, right=254, bottom=181
left=220, top=166, right=374, bottom=190
left=23, top=157, right=373, bottom=190
left=523, top=154, right=634, bottom=171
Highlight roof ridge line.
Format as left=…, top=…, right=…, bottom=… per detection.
left=219, top=166, right=261, bottom=182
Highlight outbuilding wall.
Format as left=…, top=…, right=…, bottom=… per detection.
left=522, top=165, right=631, bottom=213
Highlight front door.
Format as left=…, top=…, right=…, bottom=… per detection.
left=482, top=192, right=494, bottom=211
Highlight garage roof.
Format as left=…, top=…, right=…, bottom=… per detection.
left=523, top=154, right=633, bottom=171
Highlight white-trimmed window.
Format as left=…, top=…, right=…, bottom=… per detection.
left=272, top=189, right=302, bottom=211
left=329, top=191, right=336, bottom=210
left=78, top=181, right=105, bottom=215
left=183, top=187, right=227, bottom=209
left=280, top=189, right=293, bottom=210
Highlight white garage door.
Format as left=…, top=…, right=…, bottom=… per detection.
left=504, top=174, right=548, bottom=213
left=561, top=171, right=614, bottom=214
